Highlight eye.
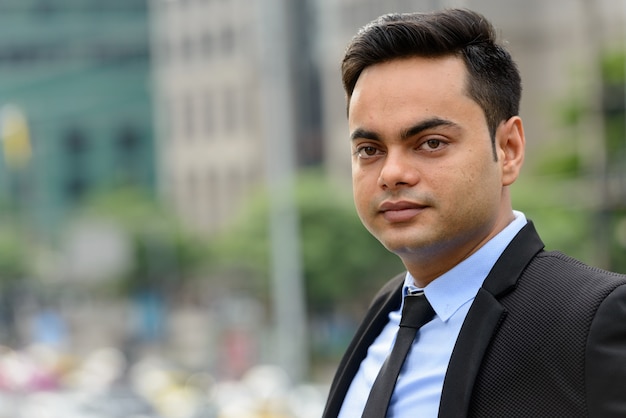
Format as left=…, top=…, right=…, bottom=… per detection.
left=419, top=138, right=446, bottom=151
left=355, top=145, right=383, bottom=159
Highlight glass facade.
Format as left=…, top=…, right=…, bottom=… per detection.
left=0, top=0, right=154, bottom=235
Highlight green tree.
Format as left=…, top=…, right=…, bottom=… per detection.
left=74, top=187, right=209, bottom=295
left=0, top=224, right=28, bottom=281
left=513, top=49, right=626, bottom=273
left=0, top=201, right=30, bottom=344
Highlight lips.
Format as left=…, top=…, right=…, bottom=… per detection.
left=379, top=201, right=427, bottom=223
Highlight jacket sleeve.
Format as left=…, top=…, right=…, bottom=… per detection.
left=586, top=283, right=626, bottom=418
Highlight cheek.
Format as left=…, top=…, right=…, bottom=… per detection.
left=352, top=165, right=373, bottom=194
left=352, top=174, right=378, bottom=223
left=351, top=175, right=365, bottom=204
left=352, top=180, right=369, bottom=209
left=435, top=161, right=489, bottom=206
left=460, top=162, right=501, bottom=208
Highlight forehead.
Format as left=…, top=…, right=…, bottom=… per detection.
left=347, top=56, right=481, bottom=130
left=350, top=55, right=468, bottom=106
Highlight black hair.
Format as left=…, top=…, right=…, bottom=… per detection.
left=342, top=9, right=522, bottom=142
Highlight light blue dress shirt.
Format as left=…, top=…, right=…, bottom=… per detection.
left=338, top=211, right=527, bottom=417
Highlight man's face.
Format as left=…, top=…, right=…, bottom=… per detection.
left=348, top=56, right=519, bottom=282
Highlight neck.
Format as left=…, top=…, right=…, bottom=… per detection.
left=402, top=209, right=516, bottom=288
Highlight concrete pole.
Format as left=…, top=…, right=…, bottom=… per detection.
left=622, top=0, right=626, bottom=201
left=581, top=0, right=611, bottom=269
left=256, top=0, right=309, bottom=382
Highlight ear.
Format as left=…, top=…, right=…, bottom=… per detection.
left=496, top=116, right=525, bottom=186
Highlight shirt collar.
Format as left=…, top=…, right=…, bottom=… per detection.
left=403, top=211, right=527, bottom=322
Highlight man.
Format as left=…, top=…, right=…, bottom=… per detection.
left=323, top=8, right=626, bottom=418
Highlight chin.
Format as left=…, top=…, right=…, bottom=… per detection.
left=379, top=237, right=424, bottom=255
left=378, top=228, right=443, bottom=256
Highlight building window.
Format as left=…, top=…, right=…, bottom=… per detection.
left=65, top=176, right=88, bottom=200
left=158, top=39, right=171, bottom=66
left=203, top=90, right=215, bottom=137
left=188, top=168, right=198, bottom=209
left=63, top=127, right=90, bottom=200
left=64, top=127, right=89, bottom=155
left=222, top=87, right=236, bottom=133
left=184, top=93, right=195, bottom=139
left=201, top=31, right=213, bottom=60
left=117, top=124, right=141, bottom=153
left=241, top=83, right=256, bottom=134
left=116, top=123, right=142, bottom=185
left=220, top=26, right=235, bottom=55
left=161, top=99, right=172, bottom=141
left=182, top=36, right=194, bottom=62
left=207, top=167, right=219, bottom=230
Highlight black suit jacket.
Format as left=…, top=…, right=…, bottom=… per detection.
left=323, top=222, right=626, bottom=417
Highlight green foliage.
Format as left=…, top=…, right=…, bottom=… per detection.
left=512, top=177, right=591, bottom=261
left=212, top=170, right=404, bottom=314
left=610, top=211, right=626, bottom=273
left=601, top=50, right=625, bottom=84
left=0, top=223, right=29, bottom=281
left=75, top=187, right=209, bottom=294
left=0, top=200, right=29, bottom=282
left=556, top=95, right=585, bottom=126
left=517, top=47, right=626, bottom=273
left=531, top=144, right=583, bottom=178
left=296, top=172, right=404, bottom=311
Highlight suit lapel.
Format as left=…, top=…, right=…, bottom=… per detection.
left=438, top=222, right=544, bottom=417
left=438, top=288, right=505, bottom=417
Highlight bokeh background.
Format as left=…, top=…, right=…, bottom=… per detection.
left=0, top=0, right=624, bottom=416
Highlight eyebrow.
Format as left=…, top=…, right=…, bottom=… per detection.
left=402, top=118, right=459, bottom=139
left=350, top=117, right=460, bottom=142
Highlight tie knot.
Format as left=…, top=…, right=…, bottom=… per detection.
left=399, top=292, right=435, bottom=329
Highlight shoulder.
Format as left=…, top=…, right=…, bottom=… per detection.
left=528, top=250, right=626, bottom=295
left=501, top=250, right=626, bottom=327
left=580, top=267, right=626, bottom=417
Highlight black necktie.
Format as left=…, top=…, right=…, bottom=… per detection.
left=362, top=291, right=435, bottom=418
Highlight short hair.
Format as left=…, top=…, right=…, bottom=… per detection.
left=342, top=9, right=522, bottom=141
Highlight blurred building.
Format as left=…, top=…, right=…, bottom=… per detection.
left=0, top=0, right=155, bottom=236
left=149, top=0, right=323, bottom=234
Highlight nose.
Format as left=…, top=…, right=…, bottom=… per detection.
left=377, top=149, right=420, bottom=190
